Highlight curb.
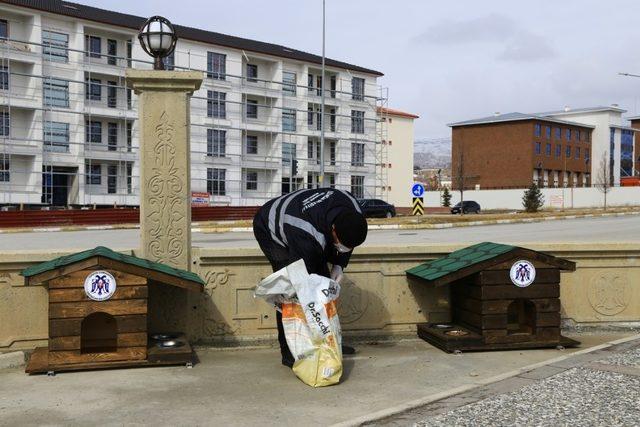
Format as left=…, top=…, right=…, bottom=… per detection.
left=0, top=211, right=638, bottom=234
left=0, top=351, right=26, bottom=370
left=331, top=333, right=640, bottom=427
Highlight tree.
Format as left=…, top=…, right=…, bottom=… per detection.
left=442, top=187, right=452, bottom=207
left=522, top=182, right=544, bottom=213
left=454, top=148, right=466, bottom=214
left=595, top=151, right=612, bottom=211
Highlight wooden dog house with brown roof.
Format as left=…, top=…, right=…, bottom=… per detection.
left=22, top=246, right=205, bottom=374
left=406, top=242, right=579, bottom=352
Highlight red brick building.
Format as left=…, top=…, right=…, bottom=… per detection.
left=628, top=117, right=640, bottom=179
left=449, top=113, right=594, bottom=189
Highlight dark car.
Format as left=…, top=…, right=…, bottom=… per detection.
left=451, top=201, right=481, bottom=214
left=358, top=199, right=396, bottom=218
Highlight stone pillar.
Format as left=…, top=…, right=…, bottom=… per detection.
left=126, top=70, right=203, bottom=333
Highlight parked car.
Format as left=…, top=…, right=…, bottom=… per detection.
left=358, top=199, right=396, bottom=218
left=451, top=201, right=481, bottom=214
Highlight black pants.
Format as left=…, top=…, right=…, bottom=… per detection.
left=253, top=216, right=295, bottom=363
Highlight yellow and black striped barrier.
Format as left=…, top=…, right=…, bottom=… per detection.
left=412, top=197, right=424, bottom=215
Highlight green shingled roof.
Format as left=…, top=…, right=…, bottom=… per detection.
left=21, top=246, right=205, bottom=286
left=406, top=242, right=516, bottom=283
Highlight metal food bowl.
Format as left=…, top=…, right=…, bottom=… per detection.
left=433, top=324, right=453, bottom=329
left=156, top=340, right=185, bottom=348
left=151, top=333, right=179, bottom=341
left=445, top=330, right=469, bottom=337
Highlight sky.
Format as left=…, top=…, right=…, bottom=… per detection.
left=79, top=0, right=640, bottom=140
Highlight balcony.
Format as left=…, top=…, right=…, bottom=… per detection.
left=0, top=39, right=38, bottom=64
left=0, top=137, right=39, bottom=156
left=241, top=154, right=280, bottom=170
left=84, top=144, right=136, bottom=162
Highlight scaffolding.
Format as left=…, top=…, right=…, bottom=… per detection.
left=0, top=8, right=388, bottom=208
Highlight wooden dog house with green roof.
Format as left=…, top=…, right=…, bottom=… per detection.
left=406, top=242, right=579, bottom=352
left=22, top=246, right=205, bottom=374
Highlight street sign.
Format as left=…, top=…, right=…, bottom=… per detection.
left=412, top=183, right=425, bottom=198
left=412, top=197, right=424, bottom=215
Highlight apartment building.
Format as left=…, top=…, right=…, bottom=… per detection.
left=377, top=107, right=418, bottom=208
left=0, top=0, right=385, bottom=207
left=449, top=113, right=594, bottom=189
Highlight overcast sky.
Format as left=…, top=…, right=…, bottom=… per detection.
left=81, top=0, right=640, bottom=139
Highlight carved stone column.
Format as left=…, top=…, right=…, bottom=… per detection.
left=126, top=70, right=203, bottom=333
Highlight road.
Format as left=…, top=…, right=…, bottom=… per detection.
left=0, top=215, right=638, bottom=251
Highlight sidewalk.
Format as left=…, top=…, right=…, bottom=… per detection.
left=0, top=331, right=636, bottom=426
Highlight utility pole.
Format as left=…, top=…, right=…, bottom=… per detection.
left=319, top=0, right=326, bottom=187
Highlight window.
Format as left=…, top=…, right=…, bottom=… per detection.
left=246, top=99, right=258, bottom=119
left=534, top=142, right=541, bottom=155
left=329, top=108, right=336, bottom=131
left=85, top=35, right=101, bottom=58
left=43, top=78, right=69, bottom=107
left=586, top=131, right=591, bottom=142
left=352, top=77, right=365, bottom=101
left=282, top=142, right=296, bottom=165
left=351, top=110, right=365, bottom=133
left=307, top=73, right=313, bottom=93
left=108, top=122, right=118, bottom=151
left=85, top=163, right=101, bottom=185
left=126, top=163, right=132, bottom=194
left=126, top=121, right=133, bottom=152
left=575, top=147, right=581, bottom=159
left=566, top=146, right=571, bottom=157
left=0, top=65, right=7, bottom=91
left=534, top=124, right=541, bottom=137
left=246, top=171, right=258, bottom=190
left=307, top=106, right=314, bottom=127
left=207, top=129, right=226, bottom=157
left=126, top=39, right=132, bottom=67
left=85, top=78, right=101, bottom=101
left=555, top=144, right=561, bottom=158
left=330, top=141, right=336, bottom=165
left=316, top=75, right=323, bottom=96
left=162, top=52, right=174, bottom=71
left=351, top=175, right=364, bottom=199
left=283, top=71, right=296, bottom=95
left=555, top=128, right=561, bottom=139
left=107, top=39, right=117, bottom=65
left=0, top=111, right=8, bottom=136
left=0, top=19, right=6, bottom=40
left=107, top=165, right=117, bottom=194
left=0, top=154, right=9, bottom=182
left=327, top=173, right=336, bottom=188
left=207, top=168, right=226, bottom=195
left=246, top=135, right=258, bottom=154
left=85, top=121, right=102, bottom=143
left=545, top=126, right=551, bottom=139
left=282, top=108, right=296, bottom=132
left=621, top=129, right=634, bottom=177
left=42, top=31, right=68, bottom=62
left=545, top=143, right=551, bottom=156
left=127, top=89, right=132, bottom=109
left=585, top=149, right=590, bottom=161
left=576, top=130, right=581, bottom=141
left=351, top=143, right=365, bottom=166
left=107, top=81, right=117, bottom=108
left=246, top=64, right=258, bottom=82
left=44, top=121, right=69, bottom=152
left=207, top=52, right=226, bottom=79
left=207, top=91, right=226, bottom=118
left=566, top=129, right=571, bottom=140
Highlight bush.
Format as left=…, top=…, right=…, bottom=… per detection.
left=522, top=183, right=544, bottom=212
left=442, top=187, right=452, bottom=207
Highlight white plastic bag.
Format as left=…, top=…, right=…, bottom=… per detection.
left=255, top=259, right=343, bottom=387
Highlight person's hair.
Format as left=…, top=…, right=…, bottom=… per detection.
left=334, top=212, right=368, bottom=248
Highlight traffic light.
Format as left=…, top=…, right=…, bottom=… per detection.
left=292, top=159, right=298, bottom=176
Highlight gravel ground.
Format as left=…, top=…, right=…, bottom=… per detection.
left=418, top=366, right=640, bottom=427
left=596, top=347, right=640, bottom=367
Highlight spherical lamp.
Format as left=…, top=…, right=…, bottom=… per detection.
left=138, top=16, right=177, bottom=70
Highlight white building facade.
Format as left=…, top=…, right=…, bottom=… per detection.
left=540, top=106, right=636, bottom=186
left=0, top=0, right=385, bottom=207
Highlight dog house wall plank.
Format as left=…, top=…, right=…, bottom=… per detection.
left=50, top=315, right=147, bottom=337
left=49, top=332, right=148, bottom=351
left=479, top=283, right=560, bottom=300
left=49, top=299, right=148, bottom=319
left=478, top=269, right=560, bottom=286
left=49, top=270, right=147, bottom=289
left=456, top=298, right=562, bottom=315
left=49, top=285, right=148, bottom=303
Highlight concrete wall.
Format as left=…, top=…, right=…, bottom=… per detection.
left=2, top=243, right=640, bottom=351
left=425, top=186, right=640, bottom=210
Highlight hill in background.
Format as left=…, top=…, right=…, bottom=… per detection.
left=414, top=137, right=451, bottom=169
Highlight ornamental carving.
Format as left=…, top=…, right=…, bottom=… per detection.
left=338, top=277, right=369, bottom=324
left=203, top=269, right=232, bottom=294
left=588, top=273, right=630, bottom=316
left=144, top=111, right=187, bottom=268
